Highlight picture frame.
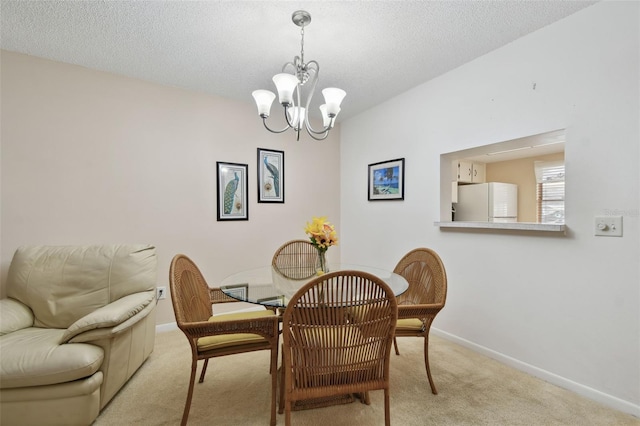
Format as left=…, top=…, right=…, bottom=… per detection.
left=220, top=283, right=248, bottom=300
left=257, top=148, right=284, bottom=203
left=216, top=161, right=249, bottom=221
left=368, top=158, right=405, bottom=201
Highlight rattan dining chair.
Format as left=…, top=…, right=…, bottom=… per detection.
left=272, top=239, right=319, bottom=280
left=279, top=270, right=398, bottom=426
left=392, top=247, right=448, bottom=394
left=169, top=254, right=280, bottom=426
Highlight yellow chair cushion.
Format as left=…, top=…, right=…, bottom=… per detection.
left=395, top=318, right=424, bottom=331
left=197, top=309, right=276, bottom=351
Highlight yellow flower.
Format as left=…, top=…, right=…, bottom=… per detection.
left=304, top=216, right=338, bottom=251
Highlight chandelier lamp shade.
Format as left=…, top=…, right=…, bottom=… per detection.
left=252, top=10, right=346, bottom=141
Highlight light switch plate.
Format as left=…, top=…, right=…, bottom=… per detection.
left=595, top=216, right=623, bottom=237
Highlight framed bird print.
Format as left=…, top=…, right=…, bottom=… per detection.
left=257, top=148, right=284, bottom=203
left=216, top=161, right=248, bottom=221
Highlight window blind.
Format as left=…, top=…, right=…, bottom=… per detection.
left=535, top=161, right=565, bottom=224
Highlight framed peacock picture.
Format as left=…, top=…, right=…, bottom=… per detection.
left=216, top=161, right=248, bottom=221
left=257, top=148, right=284, bottom=203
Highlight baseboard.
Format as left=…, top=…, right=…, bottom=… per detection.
left=156, top=322, right=177, bottom=333
left=431, top=328, right=640, bottom=418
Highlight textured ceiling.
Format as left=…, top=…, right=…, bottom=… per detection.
left=1, top=1, right=597, bottom=121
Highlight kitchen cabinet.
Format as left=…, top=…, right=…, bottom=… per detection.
left=452, top=160, right=485, bottom=183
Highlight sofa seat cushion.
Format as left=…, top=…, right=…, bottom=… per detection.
left=0, top=328, right=104, bottom=389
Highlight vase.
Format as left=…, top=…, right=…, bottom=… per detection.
left=317, top=249, right=329, bottom=275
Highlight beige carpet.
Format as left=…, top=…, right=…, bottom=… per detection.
left=94, top=330, right=638, bottom=425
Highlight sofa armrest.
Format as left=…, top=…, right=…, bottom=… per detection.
left=67, top=300, right=156, bottom=343
left=0, top=298, right=34, bottom=335
left=61, top=291, right=155, bottom=343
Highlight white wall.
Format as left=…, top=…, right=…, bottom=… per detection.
left=340, top=1, right=638, bottom=416
left=0, top=51, right=341, bottom=326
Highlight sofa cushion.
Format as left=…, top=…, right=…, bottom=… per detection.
left=0, top=299, right=34, bottom=336
left=6, top=244, right=157, bottom=329
left=0, top=328, right=104, bottom=388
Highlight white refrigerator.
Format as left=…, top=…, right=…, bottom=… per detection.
left=455, top=182, right=518, bottom=222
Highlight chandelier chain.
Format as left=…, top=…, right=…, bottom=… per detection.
left=300, top=25, right=305, bottom=68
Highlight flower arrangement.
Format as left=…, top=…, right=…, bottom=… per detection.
left=304, top=216, right=338, bottom=253
left=304, top=216, right=338, bottom=275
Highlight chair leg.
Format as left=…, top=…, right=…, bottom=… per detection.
left=270, top=346, right=278, bottom=426
left=278, top=364, right=285, bottom=414
left=198, top=358, right=209, bottom=383
left=393, top=336, right=400, bottom=355
left=384, top=388, right=391, bottom=426
left=285, top=400, right=292, bottom=426
left=181, top=359, right=198, bottom=426
left=424, top=335, right=437, bottom=394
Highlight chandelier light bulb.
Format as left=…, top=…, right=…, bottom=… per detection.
left=252, top=90, right=276, bottom=117
left=272, top=73, right=299, bottom=106
left=319, top=104, right=330, bottom=127
left=322, top=88, right=346, bottom=117
left=288, top=107, right=306, bottom=130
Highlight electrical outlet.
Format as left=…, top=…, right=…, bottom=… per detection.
left=595, top=216, right=623, bottom=237
left=156, top=286, right=167, bottom=300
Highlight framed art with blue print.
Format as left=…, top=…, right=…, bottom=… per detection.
left=257, top=148, right=284, bottom=203
left=217, top=161, right=249, bottom=221
left=368, top=158, right=405, bottom=201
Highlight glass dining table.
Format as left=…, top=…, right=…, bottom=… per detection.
left=220, top=263, right=408, bottom=412
left=219, top=263, right=409, bottom=308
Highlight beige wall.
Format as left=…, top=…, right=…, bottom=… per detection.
left=0, top=51, right=341, bottom=326
left=486, top=152, right=564, bottom=222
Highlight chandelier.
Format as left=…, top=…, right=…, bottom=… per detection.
left=252, top=10, right=346, bottom=141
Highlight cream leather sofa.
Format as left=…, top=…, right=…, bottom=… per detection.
left=0, top=244, right=158, bottom=426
